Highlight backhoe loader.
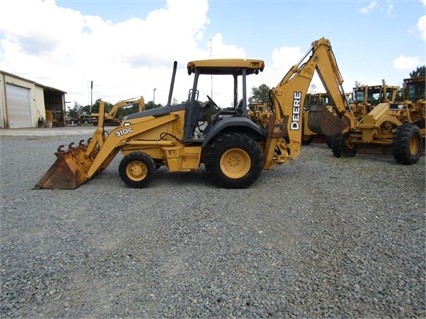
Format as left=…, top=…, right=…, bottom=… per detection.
left=35, top=37, right=351, bottom=190
left=91, top=96, right=145, bottom=126
left=330, top=76, right=425, bottom=164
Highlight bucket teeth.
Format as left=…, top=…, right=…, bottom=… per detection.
left=34, top=144, right=93, bottom=190
left=57, top=145, right=65, bottom=153
left=79, top=139, right=85, bottom=146
left=68, top=142, right=75, bottom=150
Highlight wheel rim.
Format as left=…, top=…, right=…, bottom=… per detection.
left=220, top=148, right=251, bottom=179
left=409, top=135, right=420, bottom=155
left=126, top=161, right=148, bottom=181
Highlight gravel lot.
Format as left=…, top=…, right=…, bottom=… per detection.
left=1, top=130, right=425, bottom=318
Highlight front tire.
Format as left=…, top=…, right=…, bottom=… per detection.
left=119, top=152, right=155, bottom=188
left=205, top=133, right=264, bottom=188
left=331, top=133, right=357, bottom=158
left=392, top=123, right=422, bottom=165
left=325, top=136, right=333, bottom=148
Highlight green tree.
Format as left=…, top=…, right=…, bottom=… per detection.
left=409, top=66, right=425, bottom=78
left=145, top=101, right=157, bottom=110
left=249, top=84, right=271, bottom=103
left=67, top=102, right=81, bottom=119
left=354, top=81, right=364, bottom=88
left=88, top=98, right=113, bottom=114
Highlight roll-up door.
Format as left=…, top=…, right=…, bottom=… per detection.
left=6, top=84, right=32, bottom=128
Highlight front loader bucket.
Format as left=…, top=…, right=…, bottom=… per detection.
left=34, top=143, right=96, bottom=190
left=308, top=104, right=349, bottom=136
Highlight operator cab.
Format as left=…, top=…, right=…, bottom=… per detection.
left=184, top=58, right=265, bottom=142
left=404, top=77, right=426, bottom=102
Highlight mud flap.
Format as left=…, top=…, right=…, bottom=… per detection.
left=308, top=104, right=349, bottom=137
left=34, top=146, right=94, bottom=190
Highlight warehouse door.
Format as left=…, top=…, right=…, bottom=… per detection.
left=6, top=84, right=32, bottom=128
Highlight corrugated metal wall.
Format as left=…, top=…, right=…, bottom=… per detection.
left=5, top=83, right=32, bottom=128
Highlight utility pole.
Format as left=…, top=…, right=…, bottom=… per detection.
left=90, top=81, right=93, bottom=114
left=209, top=38, right=213, bottom=98
left=153, top=88, right=156, bottom=104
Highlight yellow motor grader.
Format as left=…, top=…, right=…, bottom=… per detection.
left=330, top=76, right=425, bottom=164
left=350, top=80, right=399, bottom=119
left=35, top=37, right=352, bottom=189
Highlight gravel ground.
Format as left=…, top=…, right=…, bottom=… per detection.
left=0, top=132, right=425, bottom=318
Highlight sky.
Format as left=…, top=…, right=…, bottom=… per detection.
left=0, top=0, right=425, bottom=110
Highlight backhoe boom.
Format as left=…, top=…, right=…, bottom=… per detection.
left=264, top=37, right=353, bottom=168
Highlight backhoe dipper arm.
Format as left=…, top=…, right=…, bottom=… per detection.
left=109, top=97, right=145, bottom=118
left=264, top=37, right=353, bottom=169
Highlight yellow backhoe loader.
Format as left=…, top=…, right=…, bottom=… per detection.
left=34, top=37, right=351, bottom=190
left=91, top=96, right=145, bottom=126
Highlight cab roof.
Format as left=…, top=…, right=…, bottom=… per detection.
left=187, top=59, right=265, bottom=75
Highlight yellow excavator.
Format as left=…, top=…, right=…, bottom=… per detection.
left=35, top=37, right=351, bottom=190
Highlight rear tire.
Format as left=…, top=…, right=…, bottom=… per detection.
left=119, top=152, right=155, bottom=188
left=302, top=134, right=315, bottom=145
left=205, top=133, right=263, bottom=188
left=392, top=123, right=422, bottom=165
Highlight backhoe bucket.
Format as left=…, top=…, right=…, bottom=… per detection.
left=308, top=104, right=349, bottom=136
left=34, top=143, right=96, bottom=190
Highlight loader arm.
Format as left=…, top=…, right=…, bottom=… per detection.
left=85, top=113, right=178, bottom=179
left=264, top=37, right=354, bottom=169
left=35, top=106, right=178, bottom=189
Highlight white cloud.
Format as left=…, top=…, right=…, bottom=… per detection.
left=263, top=46, right=331, bottom=94
left=360, top=1, right=378, bottom=14
left=0, top=0, right=378, bottom=110
left=417, top=15, right=426, bottom=41
left=209, top=34, right=246, bottom=58
left=385, top=0, right=394, bottom=15
left=0, top=0, right=250, bottom=106
left=393, top=55, right=422, bottom=70
left=359, top=0, right=394, bottom=15
left=270, top=46, right=304, bottom=80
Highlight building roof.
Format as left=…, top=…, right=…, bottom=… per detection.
left=0, top=70, right=67, bottom=94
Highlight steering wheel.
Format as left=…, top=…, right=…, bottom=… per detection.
left=206, top=95, right=219, bottom=109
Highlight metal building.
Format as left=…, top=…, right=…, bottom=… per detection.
left=0, top=70, right=67, bottom=128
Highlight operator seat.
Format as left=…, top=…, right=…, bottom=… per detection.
left=183, top=100, right=204, bottom=141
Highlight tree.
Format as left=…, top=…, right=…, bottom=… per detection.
left=67, top=102, right=81, bottom=119
left=309, top=83, right=317, bottom=94
left=354, top=81, right=364, bottom=88
left=409, top=66, right=425, bottom=78
left=249, top=84, right=271, bottom=103
left=89, top=98, right=112, bottom=114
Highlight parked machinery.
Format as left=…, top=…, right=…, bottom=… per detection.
left=330, top=76, right=425, bottom=164
left=350, top=80, right=399, bottom=119
left=91, top=96, right=145, bottom=126
left=34, top=37, right=353, bottom=189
